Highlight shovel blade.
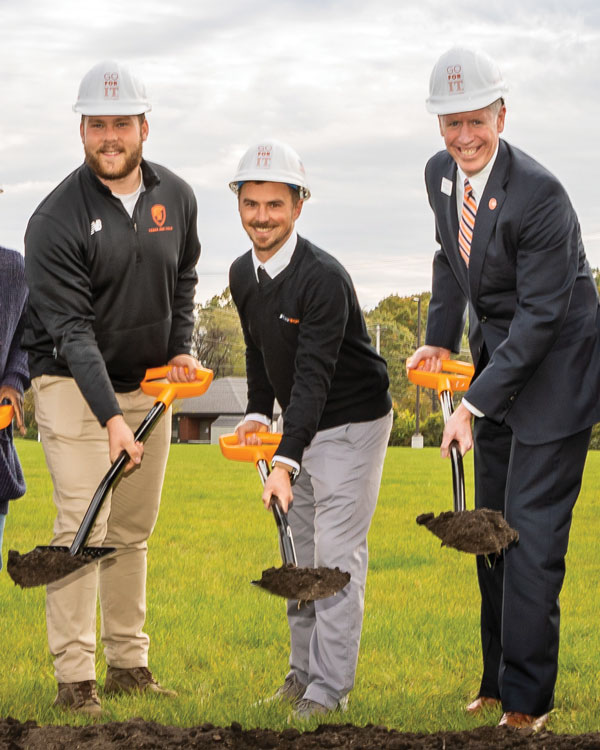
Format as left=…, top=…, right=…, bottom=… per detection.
left=251, top=564, right=351, bottom=601
left=416, top=509, right=519, bottom=555
left=7, top=545, right=116, bottom=588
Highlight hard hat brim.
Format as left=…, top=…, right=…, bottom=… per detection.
left=229, top=179, right=310, bottom=201
left=426, top=87, right=508, bottom=116
left=74, top=102, right=152, bottom=115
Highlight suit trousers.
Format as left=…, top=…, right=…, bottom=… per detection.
left=473, top=416, right=512, bottom=699
left=0, top=511, right=6, bottom=571
left=473, top=415, right=591, bottom=715
left=32, top=375, right=171, bottom=683
left=285, top=410, right=392, bottom=709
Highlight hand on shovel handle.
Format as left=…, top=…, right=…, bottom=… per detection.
left=440, top=402, right=474, bottom=458
left=263, top=467, right=293, bottom=511
left=106, top=414, right=144, bottom=470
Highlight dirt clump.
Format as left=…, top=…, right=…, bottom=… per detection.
left=416, top=509, right=519, bottom=555
left=6, top=546, right=113, bottom=588
left=1, top=717, right=600, bottom=749
left=252, top=564, right=351, bottom=600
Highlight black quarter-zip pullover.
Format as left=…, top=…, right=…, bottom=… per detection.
left=24, top=160, right=200, bottom=425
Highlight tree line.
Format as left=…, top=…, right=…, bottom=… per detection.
left=18, top=268, right=600, bottom=447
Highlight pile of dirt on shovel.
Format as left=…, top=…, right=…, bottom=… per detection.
left=2, top=717, right=600, bottom=750
left=7, top=548, right=94, bottom=588
left=416, top=509, right=519, bottom=555
left=253, top=564, right=350, bottom=600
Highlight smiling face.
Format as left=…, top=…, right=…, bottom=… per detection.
left=238, top=181, right=303, bottom=261
left=438, top=102, right=506, bottom=176
left=81, top=114, right=148, bottom=191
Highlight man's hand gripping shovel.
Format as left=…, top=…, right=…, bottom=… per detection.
left=408, top=360, right=518, bottom=555
left=7, top=365, right=213, bottom=588
left=219, top=433, right=350, bottom=601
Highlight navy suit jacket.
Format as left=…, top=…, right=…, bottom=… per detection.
left=425, top=139, right=600, bottom=445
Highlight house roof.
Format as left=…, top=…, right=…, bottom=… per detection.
left=211, top=415, right=243, bottom=428
left=174, top=376, right=281, bottom=416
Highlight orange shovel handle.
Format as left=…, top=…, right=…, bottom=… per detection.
left=407, top=359, right=474, bottom=396
left=0, top=404, right=14, bottom=430
left=140, top=365, right=214, bottom=408
left=219, top=432, right=282, bottom=465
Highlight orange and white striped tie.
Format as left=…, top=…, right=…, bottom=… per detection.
left=458, top=178, right=477, bottom=266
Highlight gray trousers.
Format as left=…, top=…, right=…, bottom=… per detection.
left=285, top=410, right=392, bottom=708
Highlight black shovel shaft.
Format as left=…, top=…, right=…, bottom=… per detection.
left=450, top=441, right=466, bottom=512
left=256, top=458, right=298, bottom=566
left=271, top=498, right=298, bottom=565
left=439, top=390, right=466, bottom=513
left=69, top=401, right=166, bottom=555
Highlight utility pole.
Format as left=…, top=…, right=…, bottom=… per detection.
left=411, top=295, right=424, bottom=449
left=376, top=324, right=381, bottom=355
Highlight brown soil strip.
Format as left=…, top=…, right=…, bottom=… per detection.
left=416, top=509, right=519, bottom=555
left=0, top=717, right=596, bottom=749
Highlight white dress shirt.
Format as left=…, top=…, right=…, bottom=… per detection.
left=455, top=146, right=499, bottom=420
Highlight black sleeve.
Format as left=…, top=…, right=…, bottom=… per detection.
left=25, top=212, right=121, bottom=424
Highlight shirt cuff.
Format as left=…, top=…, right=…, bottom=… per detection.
left=243, top=413, right=271, bottom=427
left=272, top=455, right=301, bottom=473
left=462, top=397, right=484, bottom=418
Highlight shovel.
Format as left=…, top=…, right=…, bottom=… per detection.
left=219, top=432, right=350, bottom=600
left=7, top=365, right=214, bottom=588
left=408, top=360, right=518, bottom=555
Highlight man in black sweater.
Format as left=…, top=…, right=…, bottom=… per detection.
left=24, top=60, right=201, bottom=717
left=229, top=140, right=392, bottom=720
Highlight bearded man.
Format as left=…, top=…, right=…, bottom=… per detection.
left=24, top=60, right=201, bottom=717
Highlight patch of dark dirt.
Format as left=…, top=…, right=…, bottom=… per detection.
left=7, top=546, right=114, bottom=588
left=252, top=564, right=351, bottom=600
left=1, top=718, right=600, bottom=750
left=416, top=509, right=519, bottom=555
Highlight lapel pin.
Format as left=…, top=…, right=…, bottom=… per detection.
left=488, top=197, right=497, bottom=210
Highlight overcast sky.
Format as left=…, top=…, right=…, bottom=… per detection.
left=1, top=0, right=599, bottom=309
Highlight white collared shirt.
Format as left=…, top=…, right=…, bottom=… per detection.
left=455, top=145, right=499, bottom=420
left=252, top=230, right=298, bottom=282
left=455, top=144, right=499, bottom=217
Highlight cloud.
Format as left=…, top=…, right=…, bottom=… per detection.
left=1, top=0, right=599, bottom=309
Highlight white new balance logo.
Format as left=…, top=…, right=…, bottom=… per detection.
left=90, top=219, right=102, bottom=235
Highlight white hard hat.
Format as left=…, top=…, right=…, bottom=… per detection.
left=229, top=140, right=311, bottom=200
left=426, top=47, right=508, bottom=115
left=73, top=60, right=151, bottom=116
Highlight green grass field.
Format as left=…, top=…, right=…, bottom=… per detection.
left=1, top=442, right=599, bottom=733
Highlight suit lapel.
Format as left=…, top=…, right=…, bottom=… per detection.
left=438, top=161, right=469, bottom=294
left=468, top=141, right=509, bottom=302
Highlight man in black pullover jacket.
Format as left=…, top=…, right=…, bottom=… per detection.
left=24, top=60, right=201, bottom=717
left=229, top=140, right=392, bottom=720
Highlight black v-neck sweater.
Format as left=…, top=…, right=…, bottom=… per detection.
left=230, top=235, right=391, bottom=464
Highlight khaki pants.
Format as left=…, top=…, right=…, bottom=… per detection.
left=32, top=375, right=171, bottom=683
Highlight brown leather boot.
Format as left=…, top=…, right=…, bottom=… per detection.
left=104, top=666, right=177, bottom=697
left=53, top=680, right=102, bottom=718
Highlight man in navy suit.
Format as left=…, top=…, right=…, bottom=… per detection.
left=407, top=47, right=600, bottom=731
